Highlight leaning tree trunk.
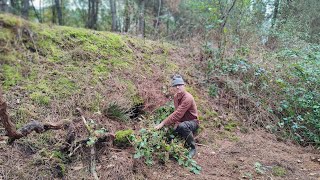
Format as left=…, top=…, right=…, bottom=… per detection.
left=22, top=0, right=29, bottom=19
left=110, top=0, right=117, bottom=31
left=138, top=0, right=145, bottom=37
left=55, top=0, right=63, bottom=25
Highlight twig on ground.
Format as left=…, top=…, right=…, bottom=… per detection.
left=76, top=107, right=99, bottom=180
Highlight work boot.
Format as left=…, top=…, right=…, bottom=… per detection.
left=186, top=133, right=196, bottom=158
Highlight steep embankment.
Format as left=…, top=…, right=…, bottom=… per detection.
left=0, top=14, right=319, bottom=179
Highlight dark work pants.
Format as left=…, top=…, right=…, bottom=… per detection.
left=174, top=120, right=199, bottom=143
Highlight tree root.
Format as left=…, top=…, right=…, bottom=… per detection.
left=0, top=89, right=71, bottom=144
left=0, top=89, right=115, bottom=179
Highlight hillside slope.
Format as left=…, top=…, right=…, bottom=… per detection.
left=0, top=14, right=319, bottom=180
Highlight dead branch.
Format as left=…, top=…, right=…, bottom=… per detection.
left=0, top=89, right=71, bottom=144
left=76, top=107, right=99, bottom=180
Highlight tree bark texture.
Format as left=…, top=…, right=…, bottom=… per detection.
left=54, top=0, right=63, bottom=25
left=110, top=0, right=117, bottom=31
left=86, top=0, right=99, bottom=30
left=138, top=0, right=145, bottom=37
left=124, top=0, right=130, bottom=32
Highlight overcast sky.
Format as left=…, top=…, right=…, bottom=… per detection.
left=33, top=0, right=41, bottom=8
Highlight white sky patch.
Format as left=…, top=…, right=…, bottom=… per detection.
left=33, top=0, right=41, bottom=9
left=32, top=0, right=77, bottom=10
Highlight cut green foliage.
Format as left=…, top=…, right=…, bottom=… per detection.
left=153, top=103, right=174, bottom=124
left=131, top=128, right=201, bottom=174
left=130, top=104, right=201, bottom=174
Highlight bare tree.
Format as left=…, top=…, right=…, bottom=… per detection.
left=110, top=0, right=117, bottom=31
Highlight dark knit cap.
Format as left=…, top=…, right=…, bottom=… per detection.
left=171, top=75, right=185, bottom=87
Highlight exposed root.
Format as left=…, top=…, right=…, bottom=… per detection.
left=0, top=89, right=72, bottom=144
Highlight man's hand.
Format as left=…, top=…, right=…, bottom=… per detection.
left=154, top=122, right=164, bottom=130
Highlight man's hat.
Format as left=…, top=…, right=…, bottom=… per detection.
left=171, top=75, right=185, bottom=87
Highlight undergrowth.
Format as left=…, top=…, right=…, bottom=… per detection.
left=130, top=104, right=202, bottom=174
left=204, top=41, right=320, bottom=147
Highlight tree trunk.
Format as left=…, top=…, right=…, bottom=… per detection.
left=39, top=0, right=42, bottom=23
left=153, top=0, right=161, bottom=38
left=55, top=0, right=63, bottom=25
left=0, top=0, right=8, bottom=12
left=22, top=0, right=29, bottom=19
left=31, top=0, right=41, bottom=22
left=218, top=0, right=238, bottom=59
left=52, top=0, right=57, bottom=24
left=110, top=0, right=117, bottom=31
left=124, top=0, right=130, bottom=32
left=271, top=0, right=280, bottom=28
left=86, top=0, right=99, bottom=30
left=138, top=0, right=145, bottom=37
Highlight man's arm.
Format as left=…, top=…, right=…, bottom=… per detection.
left=155, top=98, right=192, bottom=130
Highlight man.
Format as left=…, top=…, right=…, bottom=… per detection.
left=155, top=75, right=199, bottom=158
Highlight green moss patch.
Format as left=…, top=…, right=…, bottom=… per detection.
left=1, top=64, right=22, bottom=90
left=114, top=129, right=134, bottom=147
left=272, top=166, right=287, bottom=177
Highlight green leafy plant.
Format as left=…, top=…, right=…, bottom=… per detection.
left=254, top=162, right=266, bottom=174
left=85, top=119, right=108, bottom=146
left=130, top=128, right=202, bottom=174
left=153, top=103, right=174, bottom=124
left=209, top=83, right=218, bottom=97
